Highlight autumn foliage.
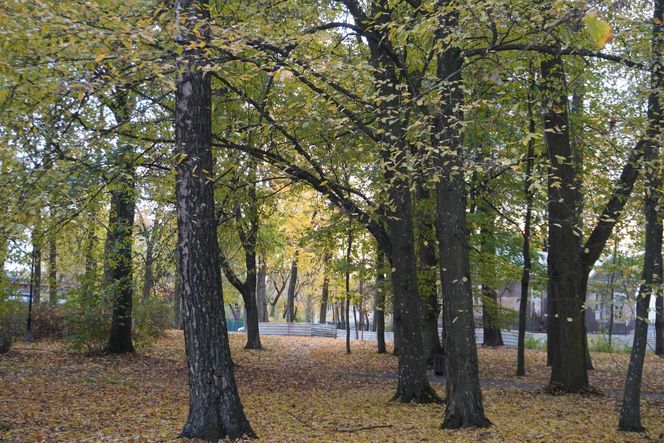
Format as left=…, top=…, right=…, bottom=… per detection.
left=1, top=332, right=664, bottom=442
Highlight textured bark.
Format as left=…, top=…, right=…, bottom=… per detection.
left=220, top=248, right=261, bottom=349
left=105, top=169, right=136, bottom=354
left=435, top=11, right=489, bottom=426
left=173, top=247, right=183, bottom=329
left=175, top=0, right=255, bottom=439
left=256, top=260, right=268, bottom=323
left=285, top=255, right=298, bottom=323
left=478, top=201, right=503, bottom=348
left=374, top=250, right=387, bottom=354
left=416, top=185, right=443, bottom=363
left=105, top=87, right=136, bottom=355
left=319, top=252, right=331, bottom=324
left=337, top=0, right=436, bottom=402
left=541, top=56, right=587, bottom=392
left=142, top=228, right=155, bottom=300
left=620, top=0, right=663, bottom=430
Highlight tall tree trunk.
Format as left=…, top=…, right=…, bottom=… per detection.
left=541, top=55, right=589, bottom=392
left=517, top=94, right=535, bottom=377
left=479, top=200, right=503, bottom=347
left=243, top=285, right=261, bottom=349
left=345, top=221, right=353, bottom=354
left=105, top=87, right=136, bottom=355
left=620, top=0, right=664, bottom=429
left=433, top=6, right=489, bottom=428
left=47, top=224, right=57, bottom=305
left=416, top=185, right=443, bottom=363
left=142, top=231, right=154, bottom=300
left=242, top=248, right=261, bottom=349
left=105, top=168, right=136, bottom=354
left=343, top=0, right=436, bottom=404
left=319, top=252, right=331, bottom=324
left=286, top=255, right=298, bottom=323
left=256, top=260, right=268, bottom=322
left=31, top=222, right=42, bottom=305
left=374, top=250, right=386, bottom=353
left=173, top=247, right=183, bottom=329
left=174, top=0, right=255, bottom=439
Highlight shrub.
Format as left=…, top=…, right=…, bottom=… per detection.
left=63, top=297, right=111, bottom=355
left=524, top=335, right=545, bottom=350
left=0, top=300, right=24, bottom=354
left=31, top=304, right=66, bottom=340
left=133, top=298, right=172, bottom=348
left=588, top=335, right=630, bottom=354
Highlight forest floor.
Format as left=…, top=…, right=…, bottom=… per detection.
left=1, top=331, right=664, bottom=442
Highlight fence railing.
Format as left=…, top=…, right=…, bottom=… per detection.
left=237, top=324, right=655, bottom=351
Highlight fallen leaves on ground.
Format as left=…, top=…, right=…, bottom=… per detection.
left=1, top=331, right=663, bottom=442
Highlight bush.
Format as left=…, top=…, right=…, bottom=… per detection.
left=63, top=298, right=111, bottom=355
left=0, top=300, right=24, bottom=354
left=588, top=335, right=630, bottom=354
left=133, top=298, right=173, bottom=348
left=524, top=335, right=545, bottom=350
left=32, top=304, right=66, bottom=340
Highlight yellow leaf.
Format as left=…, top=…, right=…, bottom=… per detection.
left=583, top=13, right=613, bottom=48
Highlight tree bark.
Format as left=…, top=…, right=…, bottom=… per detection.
left=47, top=224, right=57, bottom=305
left=478, top=200, right=503, bottom=347
left=105, top=87, right=136, bottom=355
left=619, top=0, right=664, bottom=430
left=256, top=260, right=268, bottom=322
left=31, top=222, right=42, bottom=305
left=104, top=163, right=136, bottom=354
left=541, top=55, right=588, bottom=392
left=285, top=254, right=298, bottom=323
left=416, top=185, right=443, bottom=363
left=175, top=0, right=255, bottom=439
left=434, top=10, right=490, bottom=426
left=374, top=250, right=387, bottom=354
left=319, top=252, right=331, bottom=324
left=338, top=0, right=437, bottom=402
left=142, top=228, right=155, bottom=300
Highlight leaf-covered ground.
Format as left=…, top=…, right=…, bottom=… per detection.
left=1, top=331, right=664, bottom=442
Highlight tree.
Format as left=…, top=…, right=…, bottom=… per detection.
left=517, top=77, right=536, bottom=376
left=433, top=4, right=490, bottom=428
left=104, top=88, right=136, bottom=355
left=374, top=249, right=387, bottom=354
left=174, top=0, right=254, bottom=439
left=619, top=0, right=664, bottom=430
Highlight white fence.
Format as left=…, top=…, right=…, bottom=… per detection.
left=246, top=324, right=655, bottom=351
left=256, top=322, right=337, bottom=338
left=337, top=328, right=655, bottom=351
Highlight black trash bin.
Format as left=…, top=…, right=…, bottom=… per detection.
left=433, top=354, right=446, bottom=376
